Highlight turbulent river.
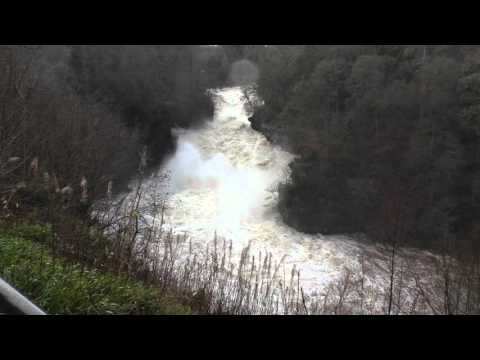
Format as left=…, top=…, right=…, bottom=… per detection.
left=134, top=87, right=441, bottom=311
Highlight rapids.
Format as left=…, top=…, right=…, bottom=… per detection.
left=146, top=88, right=375, bottom=291
left=135, top=87, right=441, bottom=311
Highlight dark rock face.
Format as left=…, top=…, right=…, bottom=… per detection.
left=249, top=107, right=290, bottom=147
left=249, top=108, right=272, bottom=141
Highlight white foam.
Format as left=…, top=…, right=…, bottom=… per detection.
left=136, top=87, right=443, bottom=313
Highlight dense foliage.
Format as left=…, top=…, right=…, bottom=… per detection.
left=3, top=45, right=480, bottom=314
left=0, top=45, right=224, bottom=209
left=67, top=45, right=218, bottom=169
left=0, top=45, right=241, bottom=315
left=251, top=45, right=480, bottom=255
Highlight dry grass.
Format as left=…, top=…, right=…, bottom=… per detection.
left=3, top=161, right=480, bottom=315
left=90, top=174, right=480, bottom=315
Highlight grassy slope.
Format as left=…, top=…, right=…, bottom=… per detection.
left=0, top=224, right=192, bottom=315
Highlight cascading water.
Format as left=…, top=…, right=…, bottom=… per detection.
left=135, top=87, right=442, bottom=311
left=144, top=87, right=368, bottom=290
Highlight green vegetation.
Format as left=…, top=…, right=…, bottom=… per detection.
left=0, top=223, right=191, bottom=315
left=249, top=45, right=480, bottom=258
left=4, top=44, right=480, bottom=314
left=0, top=45, right=220, bottom=206
left=0, top=45, right=230, bottom=315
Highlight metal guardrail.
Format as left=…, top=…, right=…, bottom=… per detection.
left=0, top=277, right=46, bottom=315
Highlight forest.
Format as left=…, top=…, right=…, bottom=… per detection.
left=0, top=45, right=232, bottom=314
left=2, top=45, right=480, bottom=315
left=244, top=45, right=480, bottom=260
left=0, top=45, right=230, bottom=202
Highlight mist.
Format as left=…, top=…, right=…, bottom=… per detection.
left=163, top=129, right=271, bottom=236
